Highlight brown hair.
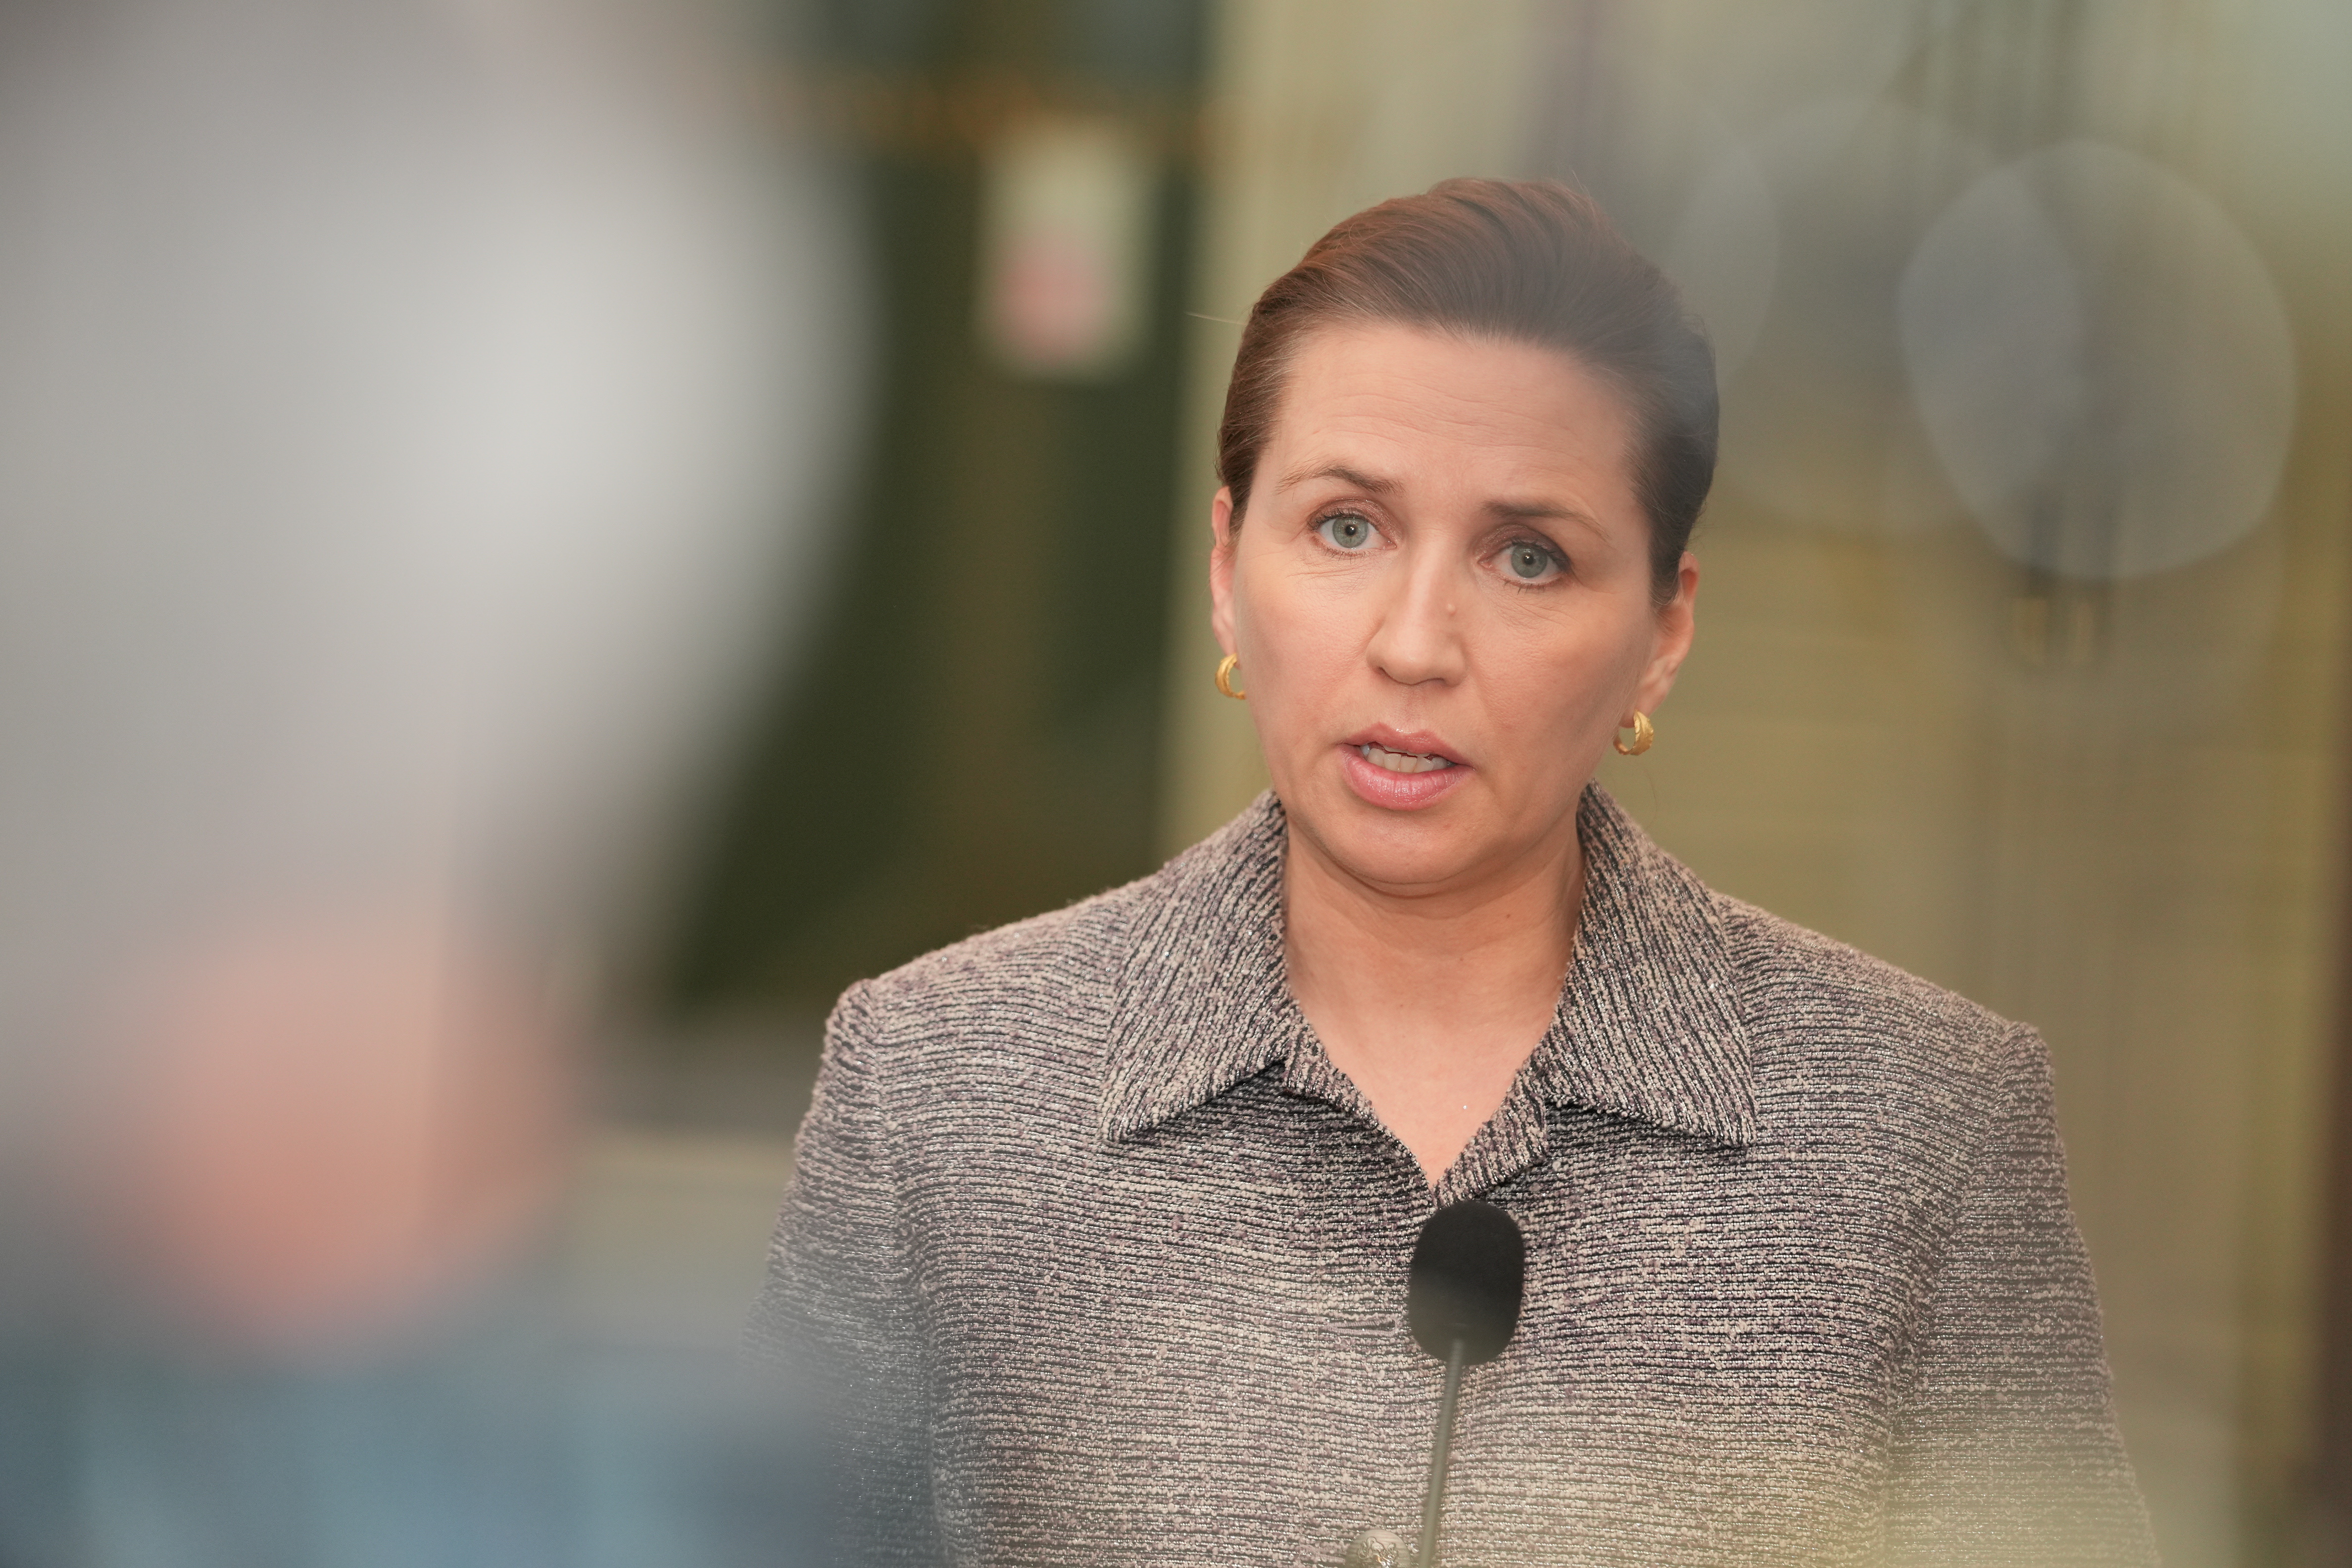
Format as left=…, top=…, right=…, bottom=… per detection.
left=1215, top=178, right=1717, bottom=601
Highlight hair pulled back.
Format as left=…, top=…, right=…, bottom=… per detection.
left=1215, top=178, right=1717, bottom=601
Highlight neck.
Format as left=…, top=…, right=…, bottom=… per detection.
left=1280, top=798, right=1587, bottom=1180
left=1285, top=820, right=1584, bottom=984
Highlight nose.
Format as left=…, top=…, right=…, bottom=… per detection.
left=1364, top=551, right=1466, bottom=688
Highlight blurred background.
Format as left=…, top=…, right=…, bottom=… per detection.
left=2, top=0, right=2348, bottom=1563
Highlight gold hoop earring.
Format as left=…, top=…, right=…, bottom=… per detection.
left=1214, top=653, right=1247, bottom=700
left=1614, top=710, right=1654, bottom=756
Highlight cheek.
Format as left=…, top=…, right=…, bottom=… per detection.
left=1478, top=613, right=1649, bottom=757
left=1232, top=549, right=1349, bottom=687
left=1238, top=617, right=1331, bottom=757
left=1230, top=559, right=1370, bottom=775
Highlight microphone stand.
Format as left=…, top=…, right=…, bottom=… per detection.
left=1388, top=1197, right=1523, bottom=1568
left=1415, top=1336, right=1469, bottom=1567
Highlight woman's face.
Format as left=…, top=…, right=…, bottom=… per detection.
left=1210, top=322, right=1697, bottom=896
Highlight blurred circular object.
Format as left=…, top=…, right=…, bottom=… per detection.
left=1898, top=139, right=2296, bottom=580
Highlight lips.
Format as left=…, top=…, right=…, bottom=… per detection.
left=1336, top=728, right=1470, bottom=810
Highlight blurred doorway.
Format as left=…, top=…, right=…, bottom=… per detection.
left=662, top=0, right=1207, bottom=1016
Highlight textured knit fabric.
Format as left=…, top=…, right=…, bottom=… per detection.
left=749, top=786, right=2156, bottom=1568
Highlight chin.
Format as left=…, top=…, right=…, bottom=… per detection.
left=1292, top=777, right=1495, bottom=889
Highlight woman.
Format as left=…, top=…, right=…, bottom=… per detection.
left=752, top=179, right=2153, bottom=1567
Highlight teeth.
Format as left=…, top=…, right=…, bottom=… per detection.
left=1360, top=742, right=1454, bottom=775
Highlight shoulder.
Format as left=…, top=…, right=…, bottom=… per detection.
left=822, top=811, right=1249, bottom=1078
left=1708, top=887, right=2046, bottom=1125
left=805, top=809, right=1283, bottom=1164
left=833, top=877, right=1139, bottom=1057
left=805, top=888, right=1135, bottom=1147
left=836, top=793, right=1278, bottom=1044
left=1717, top=890, right=2019, bottom=1044
left=1582, top=779, right=2039, bottom=1105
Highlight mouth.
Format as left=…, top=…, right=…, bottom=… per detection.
left=1335, top=729, right=1470, bottom=811
left=1356, top=741, right=1456, bottom=776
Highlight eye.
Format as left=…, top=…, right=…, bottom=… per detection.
left=1315, top=512, right=1379, bottom=551
left=1495, top=539, right=1566, bottom=584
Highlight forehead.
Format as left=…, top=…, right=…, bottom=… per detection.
left=1265, top=322, right=1640, bottom=496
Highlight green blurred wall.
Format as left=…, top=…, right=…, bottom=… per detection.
left=664, top=0, right=1207, bottom=1010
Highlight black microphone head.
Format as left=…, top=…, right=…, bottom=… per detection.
left=1406, top=1200, right=1526, bottom=1366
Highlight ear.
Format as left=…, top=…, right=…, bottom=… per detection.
left=1208, top=487, right=1239, bottom=658
left=1629, top=551, right=1699, bottom=718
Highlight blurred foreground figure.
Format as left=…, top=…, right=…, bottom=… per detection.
left=0, top=0, right=850, bottom=1559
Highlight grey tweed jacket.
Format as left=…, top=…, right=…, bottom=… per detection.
left=751, top=787, right=2155, bottom=1567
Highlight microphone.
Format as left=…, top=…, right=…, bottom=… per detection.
left=1401, top=1200, right=1525, bottom=1568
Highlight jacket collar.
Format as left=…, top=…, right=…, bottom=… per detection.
left=1098, top=785, right=1758, bottom=1149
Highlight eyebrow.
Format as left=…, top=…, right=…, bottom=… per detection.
left=1277, top=458, right=1603, bottom=533
left=1489, top=499, right=1597, bottom=527
left=1277, top=461, right=1398, bottom=495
